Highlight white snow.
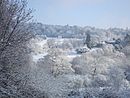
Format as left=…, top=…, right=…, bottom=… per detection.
left=66, top=50, right=81, bottom=61
left=32, top=53, right=48, bottom=62
left=30, top=39, right=48, bottom=63
left=36, top=40, right=47, bottom=47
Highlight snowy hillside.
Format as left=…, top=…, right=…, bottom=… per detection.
left=27, top=33, right=130, bottom=98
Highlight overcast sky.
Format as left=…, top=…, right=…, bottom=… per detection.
left=27, top=0, right=130, bottom=28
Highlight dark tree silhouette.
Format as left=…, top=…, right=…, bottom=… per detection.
left=84, top=31, right=91, bottom=49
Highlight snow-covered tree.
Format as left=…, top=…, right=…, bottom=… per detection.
left=0, top=0, right=40, bottom=97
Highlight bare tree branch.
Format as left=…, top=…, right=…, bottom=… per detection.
left=0, top=0, right=33, bottom=57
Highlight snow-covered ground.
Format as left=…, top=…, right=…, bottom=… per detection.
left=66, top=50, right=81, bottom=61
left=36, top=40, right=47, bottom=47
left=32, top=53, right=48, bottom=62
left=31, top=37, right=82, bottom=63
left=30, top=38, right=48, bottom=63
